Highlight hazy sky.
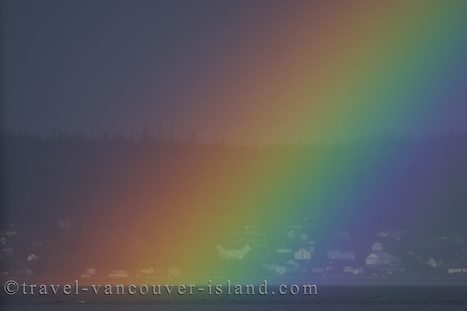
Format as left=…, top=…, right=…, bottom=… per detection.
left=2, top=0, right=251, bottom=138
left=2, top=0, right=467, bottom=143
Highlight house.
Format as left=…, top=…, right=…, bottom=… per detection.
left=327, top=249, right=356, bottom=261
left=86, top=268, right=96, bottom=276
left=447, top=267, right=467, bottom=274
left=285, top=259, right=307, bottom=274
left=294, top=248, right=312, bottom=260
left=263, top=263, right=287, bottom=275
left=5, top=230, right=16, bottom=237
left=138, top=267, right=155, bottom=275
left=343, top=266, right=364, bottom=275
left=216, top=244, right=251, bottom=260
left=366, top=252, right=399, bottom=266
left=287, top=230, right=297, bottom=240
left=377, top=230, right=406, bottom=240
left=27, top=254, right=39, bottom=262
left=426, top=257, right=438, bottom=268
left=57, top=219, right=72, bottom=231
left=109, top=270, right=129, bottom=278
left=168, top=267, right=181, bottom=278
left=371, top=242, right=383, bottom=252
left=81, top=267, right=96, bottom=278
left=263, top=259, right=308, bottom=276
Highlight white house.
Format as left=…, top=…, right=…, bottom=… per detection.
left=216, top=244, right=251, bottom=260
left=426, top=257, right=438, bottom=268
left=168, top=267, right=181, bottom=278
left=109, top=270, right=129, bottom=278
left=27, top=254, right=39, bottom=262
left=366, top=252, right=399, bottom=266
left=447, top=267, right=467, bottom=274
left=294, top=248, right=312, bottom=260
left=276, top=248, right=293, bottom=254
left=371, top=242, right=383, bottom=252
left=138, top=267, right=155, bottom=275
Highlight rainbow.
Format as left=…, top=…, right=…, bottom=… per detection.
left=72, top=0, right=467, bottom=284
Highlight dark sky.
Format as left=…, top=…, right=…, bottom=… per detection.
left=1, top=0, right=261, bottom=138
left=2, top=0, right=467, bottom=142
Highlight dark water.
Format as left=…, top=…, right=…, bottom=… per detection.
left=2, top=286, right=467, bottom=311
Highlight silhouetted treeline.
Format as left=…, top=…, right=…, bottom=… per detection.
left=1, top=133, right=467, bottom=274
left=1, top=132, right=467, bottom=227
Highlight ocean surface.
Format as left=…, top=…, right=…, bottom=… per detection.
left=2, top=286, right=467, bottom=311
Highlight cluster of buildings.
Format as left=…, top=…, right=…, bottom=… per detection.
left=214, top=219, right=467, bottom=281
left=1, top=218, right=467, bottom=282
